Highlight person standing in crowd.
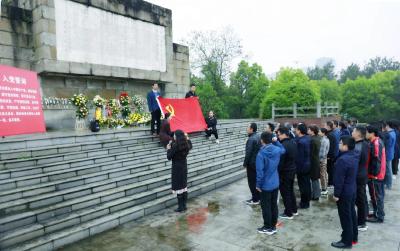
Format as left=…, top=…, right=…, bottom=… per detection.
left=392, top=120, right=400, bottom=180
left=159, top=113, right=173, bottom=148
left=319, top=128, right=330, bottom=196
left=326, top=121, right=338, bottom=187
left=147, top=82, right=161, bottom=136
left=167, top=130, right=192, bottom=212
left=352, top=126, right=369, bottom=232
left=244, top=123, right=261, bottom=205
left=347, top=119, right=354, bottom=133
left=339, top=121, right=351, bottom=137
left=331, top=136, right=359, bottom=249
left=295, top=123, right=312, bottom=209
left=383, top=121, right=396, bottom=190
left=256, top=132, right=285, bottom=235
left=333, top=120, right=341, bottom=157
left=308, top=125, right=321, bottom=201
left=366, top=125, right=386, bottom=223
left=185, top=83, right=197, bottom=98
left=205, top=111, right=219, bottom=144
left=276, top=127, right=298, bottom=219
left=265, top=122, right=276, bottom=136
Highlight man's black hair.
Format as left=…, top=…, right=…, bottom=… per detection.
left=152, top=82, right=158, bottom=86
left=277, top=126, right=290, bottom=136
left=339, top=121, right=346, bottom=129
left=297, top=123, right=308, bottom=135
left=340, top=135, right=355, bottom=150
left=267, top=123, right=275, bottom=132
left=308, top=125, right=319, bottom=135
left=250, top=123, right=257, bottom=132
left=320, top=128, right=328, bottom=135
left=354, top=126, right=366, bottom=138
left=261, top=132, right=273, bottom=144
left=190, top=83, right=196, bottom=87
left=366, top=125, right=379, bottom=137
left=326, top=121, right=334, bottom=129
left=333, top=120, right=339, bottom=127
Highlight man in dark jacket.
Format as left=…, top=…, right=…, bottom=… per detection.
left=277, top=127, right=298, bottom=219
left=147, top=82, right=161, bottom=136
left=366, top=125, right=386, bottom=223
left=383, top=121, right=396, bottom=189
left=185, top=83, right=197, bottom=98
left=331, top=136, right=359, bottom=249
left=326, top=121, right=338, bottom=187
left=244, top=123, right=261, bottom=205
left=295, top=123, right=312, bottom=209
left=352, top=126, right=369, bottom=232
left=205, top=111, right=219, bottom=144
left=308, top=125, right=321, bottom=201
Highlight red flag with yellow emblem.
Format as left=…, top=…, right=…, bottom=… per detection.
left=157, top=97, right=207, bottom=133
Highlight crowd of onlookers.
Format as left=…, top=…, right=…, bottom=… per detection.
left=244, top=119, right=399, bottom=249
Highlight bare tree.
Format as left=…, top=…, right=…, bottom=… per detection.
left=183, top=27, right=242, bottom=82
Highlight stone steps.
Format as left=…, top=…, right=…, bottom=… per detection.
left=0, top=140, right=244, bottom=215
left=0, top=163, right=244, bottom=249
left=0, top=135, right=242, bottom=203
left=0, top=120, right=269, bottom=250
left=3, top=170, right=246, bottom=251
left=0, top=123, right=248, bottom=168
left=0, top=132, right=244, bottom=192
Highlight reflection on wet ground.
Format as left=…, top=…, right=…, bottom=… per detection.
left=60, top=178, right=400, bottom=251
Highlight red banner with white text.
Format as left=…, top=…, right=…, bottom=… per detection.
left=157, top=97, right=207, bottom=133
left=0, top=65, right=46, bottom=137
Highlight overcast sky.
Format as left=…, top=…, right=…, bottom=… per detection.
left=150, top=0, right=400, bottom=75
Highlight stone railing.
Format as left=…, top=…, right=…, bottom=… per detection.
left=272, top=102, right=340, bottom=119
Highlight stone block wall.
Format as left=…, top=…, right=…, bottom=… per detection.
left=164, top=43, right=190, bottom=98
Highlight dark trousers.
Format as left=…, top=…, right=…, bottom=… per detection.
left=393, top=158, right=399, bottom=175
left=260, top=188, right=279, bottom=229
left=279, top=171, right=297, bottom=216
left=297, top=172, right=311, bottom=208
left=367, top=179, right=385, bottom=221
left=205, top=128, right=218, bottom=139
left=355, top=182, right=368, bottom=226
left=327, top=158, right=335, bottom=186
left=150, top=109, right=161, bottom=134
left=337, top=196, right=358, bottom=245
left=246, top=166, right=259, bottom=202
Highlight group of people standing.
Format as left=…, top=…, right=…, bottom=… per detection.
left=245, top=120, right=399, bottom=249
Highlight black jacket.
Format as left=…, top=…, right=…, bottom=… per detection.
left=278, top=138, right=297, bottom=173
left=206, top=117, right=217, bottom=130
left=167, top=140, right=193, bottom=191
left=310, top=135, right=321, bottom=180
left=327, top=130, right=337, bottom=159
left=185, top=91, right=197, bottom=98
left=355, top=139, right=369, bottom=184
left=244, top=132, right=261, bottom=168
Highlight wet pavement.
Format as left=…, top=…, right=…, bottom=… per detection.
left=60, top=178, right=400, bottom=251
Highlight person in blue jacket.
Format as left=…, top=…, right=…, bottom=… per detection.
left=383, top=121, right=396, bottom=189
left=147, top=82, right=161, bottom=136
left=331, top=136, right=359, bottom=249
left=256, top=132, right=285, bottom=235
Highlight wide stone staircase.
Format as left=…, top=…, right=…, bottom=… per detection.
left=0, top=120, right=268, bottom=251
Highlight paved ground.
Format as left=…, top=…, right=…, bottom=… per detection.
left=60, top=177, right=400, bottom=251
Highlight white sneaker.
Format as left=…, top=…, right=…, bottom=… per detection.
left=393, top=175, right=397, bottom=180
left=321, top=190, right=329, bottom=196
left=215, top=139, right=220, bottom=144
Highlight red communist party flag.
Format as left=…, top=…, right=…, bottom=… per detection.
left=157, top=97, right=207, bottom=133
left=0, top=64, right=46, bottom=137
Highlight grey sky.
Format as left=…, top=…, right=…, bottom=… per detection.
left=150, top=0, right=400, bottom=75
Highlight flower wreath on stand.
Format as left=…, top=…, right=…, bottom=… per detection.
left=119, top=92, right=131, bottom=118
left=70, top=94, right=89, bottom=119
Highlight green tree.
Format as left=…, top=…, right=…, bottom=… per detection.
left=312, top=78, right=341, bottom=103
left=194, top=81, right=228, bottom=119
left=260, top=68, right=320, bottom=118
left=228, top=61, right=269, bottom=118
left=339, top=63, right=362, bottom=83
left=362, top=57, right=400, bottom=78
left=341, top=70, right=400, bottom=122
left=307, top=61, right=336, bottom=80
